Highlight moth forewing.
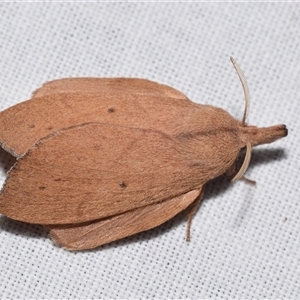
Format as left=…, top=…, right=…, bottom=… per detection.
left=32, top=77, right=189, bottom=100
left=0, top=123, right=208, bottom=225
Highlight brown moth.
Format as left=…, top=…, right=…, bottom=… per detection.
left=0, top=58, right=287, bottom=250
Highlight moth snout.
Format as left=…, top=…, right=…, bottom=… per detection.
left=279, top=124, right=288, bottom=137
left=241, top=124, right=288, bottom=147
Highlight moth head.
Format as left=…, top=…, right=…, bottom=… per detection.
left=230, top=57, right=287, bottom=182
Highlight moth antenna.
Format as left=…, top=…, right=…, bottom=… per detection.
left=230, top=57, right=250, bottom=124
left=231, top=142, right=252, bottom=182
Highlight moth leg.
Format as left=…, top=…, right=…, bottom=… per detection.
left=241, top=176, right=256, bottom=185
left=186, top=186, right=205, bottom=241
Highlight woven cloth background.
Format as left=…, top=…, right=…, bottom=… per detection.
left=0, top=3, right=299, bottom=299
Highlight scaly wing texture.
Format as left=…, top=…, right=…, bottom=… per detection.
left=0, top=123, right=205, bottom=225
left=32, top=78, right=189, bottom=99
left=48, top=189, right=201, bottom=250
left=0, top=79, right=196, bottom=157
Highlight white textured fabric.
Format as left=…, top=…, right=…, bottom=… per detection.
left=0, top=3, right=299, bottom=299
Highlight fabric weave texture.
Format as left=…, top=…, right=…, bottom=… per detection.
left=0, top=3, right=299, bottom=299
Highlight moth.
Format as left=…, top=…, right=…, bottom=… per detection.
left=0, top=58, right=287, bottom=250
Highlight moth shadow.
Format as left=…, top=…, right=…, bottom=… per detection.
left=0, top=147, right=16, bottom=175
left=0, top=215, right=47, bottom=239
left=246, top=147, right=287, bottom=169
left=205, top=147, right=287, bottom=201
left=204, top=147, right=287, bottom=229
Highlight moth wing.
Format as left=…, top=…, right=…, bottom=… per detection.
left=32, top=78, right=189, bottom=100
left=0, top=123, right=204, bottom=225
left=0, top=79, right=193, bottom=157
left=47, top=189, right=201, bottom=250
